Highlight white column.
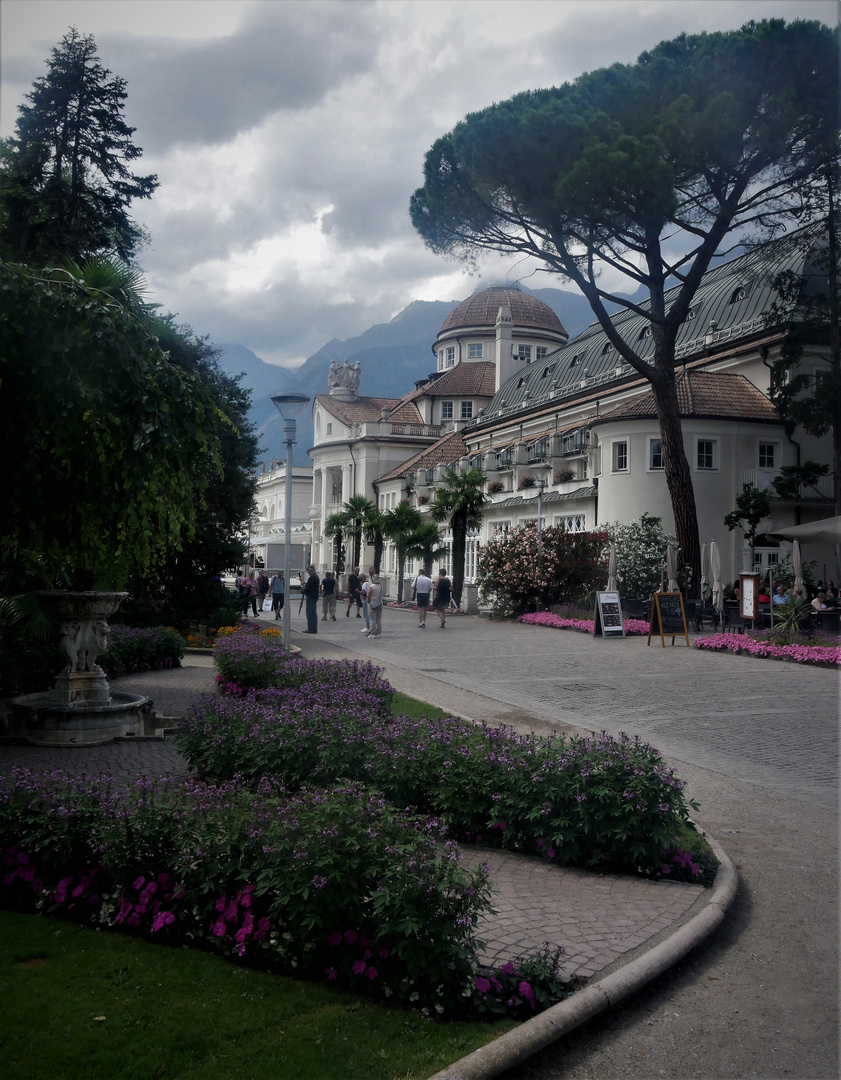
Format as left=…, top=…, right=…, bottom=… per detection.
left=341, top=463, right=352, bottom=504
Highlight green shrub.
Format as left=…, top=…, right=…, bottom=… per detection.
left=99, top=625, right=184, bottom=677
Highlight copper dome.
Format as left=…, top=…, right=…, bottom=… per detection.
left=439, top=287, right=566, bottom=337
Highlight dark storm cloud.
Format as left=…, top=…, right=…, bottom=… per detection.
left=110, top=0, right=380, bottom=152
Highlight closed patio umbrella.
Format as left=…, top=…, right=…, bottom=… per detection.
left=666, top=544, right=679, bottom=592
left=700, top=542, right=711, bottom=601
left=792, top=539, right=804, bottom=594
left=710, top=540, right=723, bottom=624
left=606, top=544, right=617, bottom=592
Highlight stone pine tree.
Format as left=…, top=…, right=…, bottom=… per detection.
left=0, top=28, right=158, bottom=264
left=410, top=19, right=838, bottom=595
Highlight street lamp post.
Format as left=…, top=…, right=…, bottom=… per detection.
left=271, top=393, right=310, bottom=655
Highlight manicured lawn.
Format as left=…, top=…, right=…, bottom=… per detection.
left=0, top=911, right=512, bottom=1080
left=391, top=692, right=451, bottom=722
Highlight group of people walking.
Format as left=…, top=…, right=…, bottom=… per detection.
left=235, top=569, right=286, bottom=618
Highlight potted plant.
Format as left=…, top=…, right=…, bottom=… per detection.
left=487, top=480, right=505, bottom=494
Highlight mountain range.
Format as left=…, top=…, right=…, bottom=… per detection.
left=217, top=284, right=608, bottom=466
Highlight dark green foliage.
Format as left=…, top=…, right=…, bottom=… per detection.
left=724, top=482, right=772, bottom=567
left=0, top=262, right=223, bottom=589
left=98, top=625, right=184, bottom=678
left=411, top=19, right=839, bottom=595
left=0, top=29, right=157, bottom=264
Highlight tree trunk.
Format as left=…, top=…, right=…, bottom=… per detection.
left=650, top=371, right=702, bottom=597
left=451, top=512, right=467, bottom=606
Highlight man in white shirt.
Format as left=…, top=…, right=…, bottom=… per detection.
left=414, top=571, right=433, bottom=628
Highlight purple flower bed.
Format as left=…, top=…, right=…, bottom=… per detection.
left=694, top=633, right=841, bottom=666
left=0, top=768, right=500, bottom=1017
left=517, top=611, right=651, bottom=635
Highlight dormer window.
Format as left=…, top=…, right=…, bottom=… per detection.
left=637, top=326, right=652, bottom=340
left=601, top=342, right=614, bottom=355
left=729, top=285, right=749, bottom=303
left=569, top=354, right=580, bottom=367
left=541, top=365, right=554, bottom=378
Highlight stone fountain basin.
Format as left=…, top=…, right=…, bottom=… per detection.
left=7, top=691, right=151, bottom=746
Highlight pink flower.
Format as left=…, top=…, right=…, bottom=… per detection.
left=475, top=976, right=491, bottom=993
left=132, top=876, right=145, bottom=890
left=352, top=960, right=366, bottom=975
left=343, top=930, right=358, bottom=945
left=326, top=967, right=338, bottom=981
left=327, top=931, right=342, bottom=946
left=366, top=967, right=378, bottom=980
left=519, top=981, right=536, bottom=1009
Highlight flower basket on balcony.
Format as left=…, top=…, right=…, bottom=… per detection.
left=487, top=480, right=505, bottom=494
left=554, top=468, right=575, bottom=483
left=518, top=475, right=536, bottom=490
left=417, top=494, right=430, bottom=505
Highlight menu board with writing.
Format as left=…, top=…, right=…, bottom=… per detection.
left=594, top=592, right=625, bottom=637
left=647, top=592, right=690, bottom=647
left=739, top=573, right=759, bottom=621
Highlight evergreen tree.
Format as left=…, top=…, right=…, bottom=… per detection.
left=383, top=503, right=422, bottom=602
left=0, top=28, right=158, bottom=264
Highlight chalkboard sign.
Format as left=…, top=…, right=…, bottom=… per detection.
left=594, top=591, right=625, bottom=637
left=647, top=592, right=690, bottom=647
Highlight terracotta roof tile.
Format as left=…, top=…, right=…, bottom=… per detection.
left=590, top=371, right=778, bottom=425
left=377, top=430, right=469, bottom=483
left=317, top=394, right=421, bottom=426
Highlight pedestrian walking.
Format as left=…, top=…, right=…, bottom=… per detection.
left=414, top=570, right=432, bottom=628
left=242, top=571, right=259, bottom=617
left=358, top=574, right=372, bottom=635
left=366, top=575, right=383, bottom=638
left=321, top=571, right=337, bottom=620
left=257, top=569, right=270, bottom=608
left=346, top=566, right=363, bottom=617
left=433, top=569, right=452, bottom=628
left=302, top=566, right=320, bottom=633
left=270, top=571, right=285, bottom=619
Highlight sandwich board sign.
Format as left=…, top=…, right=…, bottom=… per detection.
left=647, top=592, right=690, bottom=647
left=594, top=591, right=625, bottom=637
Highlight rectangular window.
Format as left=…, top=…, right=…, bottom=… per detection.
left=460, top=401, right=473, bottom=419
left=446, top=346, right=456, bottom=366
left=438, top=350, right=446, bottom=370
left=649, top=439, right=663, bottom=469
left=467, top=343, right=483, bottom=358
left=697, top=439, right=716, bottom=470
left=554, top=514, right=586, bottom=532
left=758, top=443, right=776, bottom=469
left=326, top=422, right=332, bottom=435
left=536, top=346, right=549, bottom=360
left=440, top=400, right=453, bottom=419
left=612, top=441, right=628, bottom=472
left=515, top=344, right=532, bottom=361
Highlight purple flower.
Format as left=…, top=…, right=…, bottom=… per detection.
left=132, top=876, right=145, bottom=890
left=326, top=967, right=338, bottom=981
left=352, top=960, right=366, bottom=975
left=475, top=976, right=491, bottom=993
left=366, top=967, right=378, bottom=980
left=519, top=981, right=536, bottom=1009
left=343, top=930, right=358, bottom=945
left=151, top=911, right=175, bottom=933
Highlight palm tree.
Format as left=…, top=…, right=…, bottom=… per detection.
left=363, top=506, right=388, bottom=574
left=406, top=520, right=448, bottom=577
left=382, top=502, right=422, bottom=602
left=341, top=495, right=375, bottom=570
left=323, top=513, right=347, bottom=576
left=430, top=466, right=488, bottom=605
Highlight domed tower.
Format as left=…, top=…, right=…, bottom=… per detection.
left=434, top=286, right=568, bottom=392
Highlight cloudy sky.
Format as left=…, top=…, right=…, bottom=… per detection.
left=2, top=0, right=836, bottom=368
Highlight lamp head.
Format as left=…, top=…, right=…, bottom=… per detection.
left=271, top=393, right=310, bottom=444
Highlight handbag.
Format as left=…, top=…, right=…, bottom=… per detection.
left=262, top=598, right=273, bottom=611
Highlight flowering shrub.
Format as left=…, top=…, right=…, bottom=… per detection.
left=477, top=523, right=608, bottom=615
left=518, top=611, right=651, bottom=635
left=518, top=475, right=536, bottom=489
left=487, top=480, right=505, bottom=494
left=98, top=625, right=184, bottom=677
left=0, top=768, right=494, bottom=1016
left=602, top=513, right=688, bottom=599
left=554, top=468, right=575, bottom=483
left=695, top=633, right=840, bottom=666
left=211, top=631, right=292, bottom=689
left=178, top=677, right=702, bottom=878
left=474, top=945, right=569, bottom=1018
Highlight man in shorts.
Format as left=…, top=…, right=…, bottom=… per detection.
left=414, top=570, right=432, bottom=627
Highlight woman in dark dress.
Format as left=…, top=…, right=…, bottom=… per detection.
left=433, top=569, right=452, bottom=628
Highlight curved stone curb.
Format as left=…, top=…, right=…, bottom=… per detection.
left=428, top=834, right=738, bottom=1080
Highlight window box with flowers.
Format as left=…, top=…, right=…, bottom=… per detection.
left=417, top=494, right=430, bottom=505
left=554, top=468, right=575, bottom=484
left=487, top=480, right=505, bottom=494
left=518, top=475, right=536, bottom=490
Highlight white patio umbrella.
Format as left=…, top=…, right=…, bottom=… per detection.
left=606, top=544, right=617, bottom=592
left=666, top=544, right=679, bottom=592
left=710, top=540, right=723, bottom=623
left=792, top=539, right=804, bottom=594
left=700, top=542, right=711, bottom=601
